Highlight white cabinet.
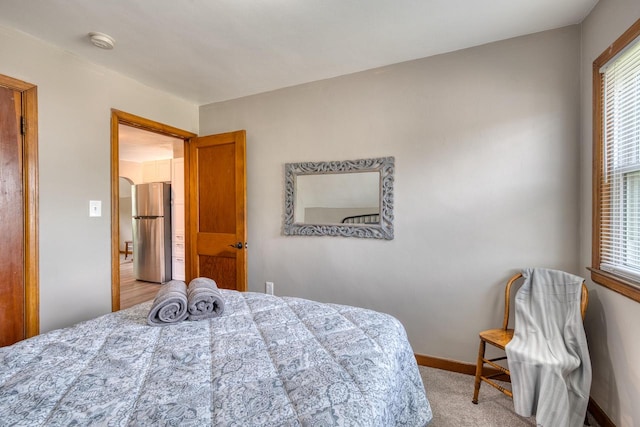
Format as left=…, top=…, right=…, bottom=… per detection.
left=171, top=158, right=185, bottom=280
left=172, top=256, right=185, bottom=281
left=171, top=232, right=185, bottom=280
left=172, top=206, right=185, bottom=237
left=142, top=159, right=171, bottom=183
left=172, top=239, right=185, bottom=281
left=171, top=158, right=184, bottom=204
left=171, top=158, right=185, bottom=237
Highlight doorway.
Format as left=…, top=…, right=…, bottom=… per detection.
left=117, top=176, right=160, bottom=309
left=111, top=110, right=196, bottom=311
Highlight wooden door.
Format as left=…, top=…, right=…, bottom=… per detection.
left=0, top=86, right=25, bottom=346
left=187, top=130, right=247, bottom=291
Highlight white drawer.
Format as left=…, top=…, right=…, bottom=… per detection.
left=173, top=241, right=185, bottom=256
left=172, top=205, right=185, bottom=236
left=172, top=256, right=185, bottom=281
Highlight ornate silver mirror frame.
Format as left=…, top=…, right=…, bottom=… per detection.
left=284, top=157, right=394, bottom=239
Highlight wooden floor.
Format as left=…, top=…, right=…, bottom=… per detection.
left=119, top=254, right=161, bottom=309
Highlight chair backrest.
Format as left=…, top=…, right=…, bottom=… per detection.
left=501, top=272, right=588, bottom=331
left=580, top=282, right=589, bottom=320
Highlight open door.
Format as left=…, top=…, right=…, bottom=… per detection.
left=0, top=74, right=38, bottom=344
left=186, top=130, right=247, bottom=291
left=0, top=86, right=24, bottom=346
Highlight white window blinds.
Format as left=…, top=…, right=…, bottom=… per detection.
left=600, top=37, right=640, bottom=282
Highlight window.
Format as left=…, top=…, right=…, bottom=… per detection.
left=592, top=18, right=640, bottom=303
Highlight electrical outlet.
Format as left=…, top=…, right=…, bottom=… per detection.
left=265, top=281, right=274, bottom=295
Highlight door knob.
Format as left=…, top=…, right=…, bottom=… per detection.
left=228, top=242, right=243, bottom=249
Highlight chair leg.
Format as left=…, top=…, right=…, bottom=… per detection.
left=124, top=241, right=132, bottom=260
left=472, top=339, right=486, bottom=404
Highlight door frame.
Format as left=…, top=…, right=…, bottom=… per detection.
left=0, top=74, right=39, bottom=338
left=110, top=109, right=196, bottom=311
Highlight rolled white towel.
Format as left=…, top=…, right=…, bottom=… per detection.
left=187, top=277, right=225, bottom=321
left=147, top=280, right=189, bottom=326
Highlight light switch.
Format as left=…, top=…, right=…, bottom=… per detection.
left=89, top=200, right=102, bottom=217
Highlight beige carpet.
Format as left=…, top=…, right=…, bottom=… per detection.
left=419, top=366, right=600, bottom=426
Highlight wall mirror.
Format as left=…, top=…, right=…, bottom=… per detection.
left=284, top=157, right=394, bottom=239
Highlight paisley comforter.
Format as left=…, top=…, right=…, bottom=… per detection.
left=0, top=291, right=432, bottom=426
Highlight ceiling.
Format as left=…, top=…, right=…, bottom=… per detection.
left=119, top=125, right=182, bottom=163
left=0, top=0, right=597, bottom=105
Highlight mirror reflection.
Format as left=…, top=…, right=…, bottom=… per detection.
left=295, top=172, right=380, bottom=224
left=284, top=157, right=394, bottom=240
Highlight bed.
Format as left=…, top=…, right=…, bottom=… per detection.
left=0, top=290, right=432, bottom=426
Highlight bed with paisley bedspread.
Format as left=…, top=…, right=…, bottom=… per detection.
left=0, top=290, right=432, bottom=426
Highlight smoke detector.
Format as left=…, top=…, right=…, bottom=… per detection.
left=88, top=32, right=115, bottom=50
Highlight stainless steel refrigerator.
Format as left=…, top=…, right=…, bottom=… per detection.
left=132, top=182, right=172, bottom=283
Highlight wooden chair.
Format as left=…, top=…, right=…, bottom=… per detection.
left=472, top=273, right=588, bottom=404
left=124, top=240, right=133, bottom=260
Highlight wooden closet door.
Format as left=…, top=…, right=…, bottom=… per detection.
left=0, top=86, right=24, bottom=346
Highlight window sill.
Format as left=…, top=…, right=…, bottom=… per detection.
left=588, top=268, right=640, bottom=304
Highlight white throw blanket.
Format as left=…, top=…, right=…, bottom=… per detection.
left=505, top=268, right=591, bottom=427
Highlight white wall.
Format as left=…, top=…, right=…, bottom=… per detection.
left=120, top=160, right=143, bottom=185
left=200, top=27, right=581, bottom=363
left=580, top=2, right=640, bottom=426
left=119, top=177, right=133, bottom=253
left=0, top=25, right=198, bottom=332
left=118, top=163, right=139, bottom=253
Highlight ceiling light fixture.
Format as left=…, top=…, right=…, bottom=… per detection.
left=88, top=32, right=115, bottom=50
